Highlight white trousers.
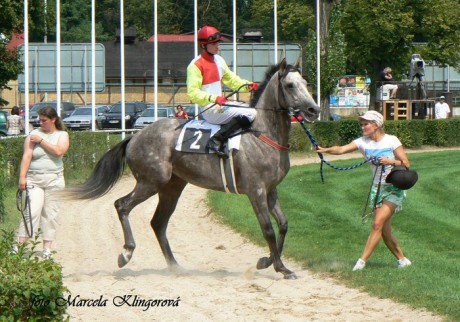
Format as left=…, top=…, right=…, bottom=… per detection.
left=202, top=101, right=257, bottom=124
left=17, top=172, right=65, bottom=241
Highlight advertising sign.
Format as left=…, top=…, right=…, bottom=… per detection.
left=330, top=75, right=370, bottom=108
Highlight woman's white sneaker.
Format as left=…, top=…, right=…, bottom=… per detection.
left=397, top=257, right=412, bottom=268
left=352, top=258, right=366, bottom=271
left=42, top=249, right=52, bottom=260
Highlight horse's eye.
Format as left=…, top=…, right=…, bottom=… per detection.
left=287, top=83, right=295, bottom=89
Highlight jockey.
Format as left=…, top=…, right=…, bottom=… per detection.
left=186, top=25, right=258, bottom=157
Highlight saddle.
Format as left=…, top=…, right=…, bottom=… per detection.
left=174, top=120, right=243, bottom=154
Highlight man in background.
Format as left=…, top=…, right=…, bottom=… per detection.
left=434, top=96, right=451, bottom=119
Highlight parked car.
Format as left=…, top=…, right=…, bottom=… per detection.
left=28, top=101, right=76, bottom=127
left=0, top=110, right=9, bottom=136
left=63, top=106, right=110, bottom=130
left=133, top=106, right=175, bottom=129
left=96, top=101, right=147, bottom=129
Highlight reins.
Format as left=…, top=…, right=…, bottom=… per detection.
left=174, top=83, right=251, bottom=130
left=16, top=187, right=34, bottom=238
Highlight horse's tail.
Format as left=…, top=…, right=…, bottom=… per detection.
left=67, top=137, right=132, bottom=200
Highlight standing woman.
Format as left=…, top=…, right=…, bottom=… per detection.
left=6, top=106, right=25, bottom=136
left=17, top=106, right=69, bottom=259
left=175, top=105, right=189, bottom=120
left=316, top=111, right=412, bottom=271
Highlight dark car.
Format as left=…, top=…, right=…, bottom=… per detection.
left=28, top=101, right=76, bottom=127
left=96, top=101, right=147, bottom=129
left=0, top=110, right=9, bottom=136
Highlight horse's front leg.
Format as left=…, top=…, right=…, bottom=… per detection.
left=151, top=175, right=188, bottom=273
left=249, top=192, right=296, bottom=280
left=256, top=188, right=289, bottom=271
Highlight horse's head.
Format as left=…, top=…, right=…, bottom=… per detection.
left=277, top=59, right=320, bottom=123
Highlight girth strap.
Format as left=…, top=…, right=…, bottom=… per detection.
left=219, top=151, right=240, bottom=194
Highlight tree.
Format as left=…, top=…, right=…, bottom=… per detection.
left=342, top=0, right=415, bottom=81
left=409, top=0, right=460, bottom=68
left=305, top=0, right=346, bottom=120
left=342, top=0, right=460, bottom=103
left=247, top=0, right=314, bottom=42
left=0, top=0, right=46, bottom=106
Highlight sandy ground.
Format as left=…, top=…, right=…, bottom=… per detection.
left=54, top=149, right=451, bottom=321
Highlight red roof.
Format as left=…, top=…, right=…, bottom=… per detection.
left=147, top=34, right=195, bottom=42
left=7, top=33, right=24, bottom=50
left=147, top=34, right=231, bottom=43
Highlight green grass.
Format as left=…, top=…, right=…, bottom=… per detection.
left=209, top=150, right=460, bottom=321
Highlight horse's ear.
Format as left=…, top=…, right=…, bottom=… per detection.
left=279, top=58, right=287, bottom=73
left=294, top=56, right=301, bottom=69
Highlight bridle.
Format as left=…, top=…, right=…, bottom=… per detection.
left=277, top=66, right=303, bottom=114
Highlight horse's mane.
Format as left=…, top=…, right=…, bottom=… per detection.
left=250, top=61, right=295, bottom=107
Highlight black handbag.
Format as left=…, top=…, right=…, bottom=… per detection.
left=385, top=166, right=418, bottom=190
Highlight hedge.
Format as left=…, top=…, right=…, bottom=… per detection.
left=291, top=118, right=460, bottom=150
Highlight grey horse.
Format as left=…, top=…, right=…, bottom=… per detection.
left=69, top=59, right=320, bottom=279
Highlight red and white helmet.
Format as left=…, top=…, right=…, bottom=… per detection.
left=198, top=25, right=222, bottom=45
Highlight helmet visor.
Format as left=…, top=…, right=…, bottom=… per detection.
left=206, top=32, right=222, bottom=43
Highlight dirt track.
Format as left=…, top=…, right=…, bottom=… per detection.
left=54, top=150, right=448, bottom=321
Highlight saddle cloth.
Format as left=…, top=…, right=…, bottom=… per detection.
left=175, top=120, right=242, bottom=153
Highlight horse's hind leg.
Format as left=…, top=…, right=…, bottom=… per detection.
left=256, top=188, right=289, bottom=270
left=151, top=175, right=187, bottom=272
left=115, top=182, right=157, bottom=268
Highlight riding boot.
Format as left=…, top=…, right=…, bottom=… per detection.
left=207, top=116, right=251, bottom=157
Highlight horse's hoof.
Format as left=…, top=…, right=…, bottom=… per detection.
left=117, top=252, right=131, bottom=268
left=256, top=257, right=272, bottom=270
left=283, top=272, right=297, bottom=280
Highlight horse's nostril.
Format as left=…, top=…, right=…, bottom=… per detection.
left=308, top=107, right=319, bottom=115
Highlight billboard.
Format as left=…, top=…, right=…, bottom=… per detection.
left=219, top=43, right=302, bottom=83
left=18, top=43, right=105, bottom=92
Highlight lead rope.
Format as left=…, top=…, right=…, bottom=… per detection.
left=296, top=117, right=385, bottom=224
left=361, top=165, right=385, bottom=224
left=296, top=118, right=377, bottom=183
left=16, top=187, right=34, bottom=238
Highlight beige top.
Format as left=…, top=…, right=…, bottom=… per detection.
left=28, top=129, right=68, bottom=173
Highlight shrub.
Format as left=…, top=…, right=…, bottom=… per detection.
left=0, top=230, right=68, bottom=320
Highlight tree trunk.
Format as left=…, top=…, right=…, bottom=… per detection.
left=319, top=0, right=334, bottom=121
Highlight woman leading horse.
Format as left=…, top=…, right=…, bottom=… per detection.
left=68, top=59, right=319, bottom=279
